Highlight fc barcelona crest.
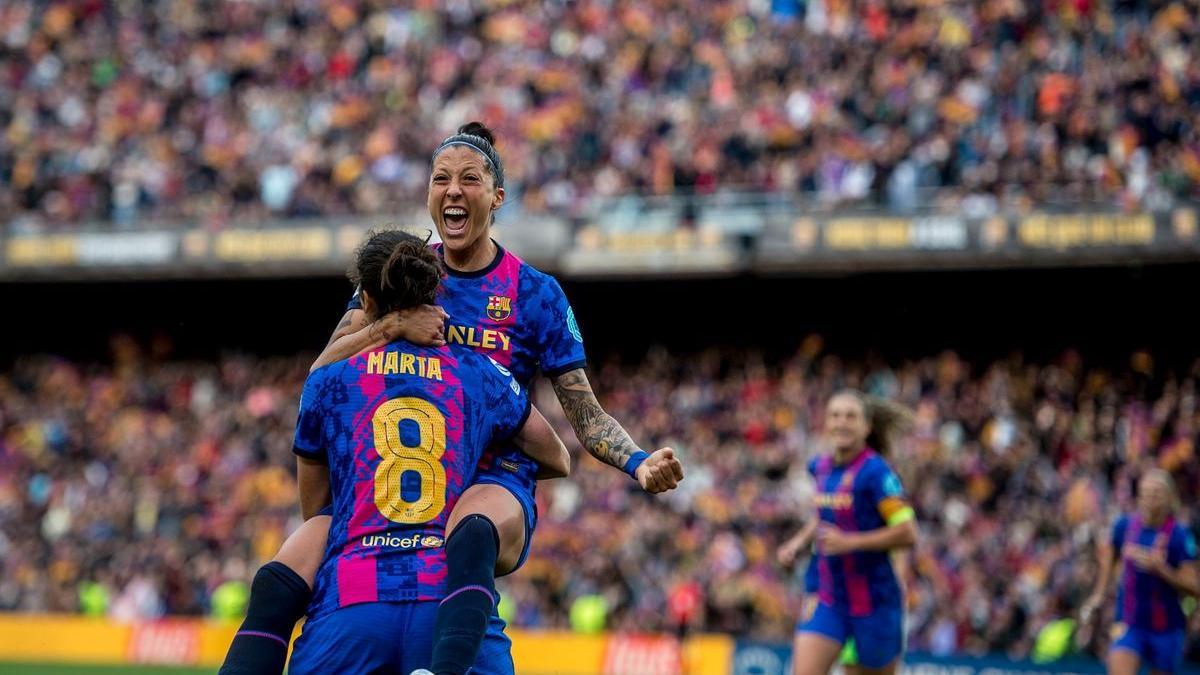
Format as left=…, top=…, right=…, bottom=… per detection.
left=486, top=295, right=512, bottom=321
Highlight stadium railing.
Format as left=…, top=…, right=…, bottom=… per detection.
left=2, top=199, right=1197, bottom=280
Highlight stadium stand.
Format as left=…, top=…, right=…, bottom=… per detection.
left=2, top=340, right=1197, bottom=661
left=2, top=0, right=1199, bottom=232
left=4, top=0, right=1200, bottom=672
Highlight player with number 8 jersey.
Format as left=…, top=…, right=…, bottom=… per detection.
left=284, top=230, right=568, bottom=675
left=219, top=122, right=682, bottom=675
left=344, top=233, right=584, bottom=566
left=292, top=350, right=528, bottom=612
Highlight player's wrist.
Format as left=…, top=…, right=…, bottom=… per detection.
left=378, top=312, right=406, bottom=341
left=623, top=450, right=650, bottom=479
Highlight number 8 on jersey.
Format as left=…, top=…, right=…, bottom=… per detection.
left=373, top=397, right=447, bottom=524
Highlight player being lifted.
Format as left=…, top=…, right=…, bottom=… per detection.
left=284, top=230, right=564, bottom=673
left=778, top=390, right=918, bottom=675
left=220, top=122, right=683, bottom=675
left=1082, top=469, right=1199, bottom=675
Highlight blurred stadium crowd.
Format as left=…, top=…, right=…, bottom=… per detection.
left=3, top=0, right=1200, bottom=663
left=1, top=337, right=1197, bottom=661
left=3, top=0, right=1200, bottom=232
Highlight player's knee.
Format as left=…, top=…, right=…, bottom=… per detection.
left=247, top=561, right=311, bottom=623
left=445, top=514, right=500, bottom=592
left=793, top=661, right=823, bottom=675
left=1107, top=648, right=1141, bottom=675
left=453, top=486, right=526, bottom=552
left=792, top=635, right=844, bottom=675
left=473, top=496, right=527, bottom=575
left=220, top=562, right=312, bottom=674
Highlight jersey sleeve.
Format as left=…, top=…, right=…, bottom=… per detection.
left=1168, top=526, right=1199, bottom=566
left=346, top=286, right=363, bottom=312
left=527, top=272, right=587, bottom=377
left=477, top=355, right=533, bottom=443
left=293, top=370, right=329, bottom=462
left=867, top=460, right=914, bottom=526
left=1110, top=516, right=1129, bottom=551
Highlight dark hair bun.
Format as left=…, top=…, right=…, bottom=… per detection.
left=382, top=239, right=442, bottom=308
left=457, top=121, right=496, bottom=146
left=350, top=229, right=443, bottom=314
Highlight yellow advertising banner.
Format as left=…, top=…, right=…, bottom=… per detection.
left=1018, top=213, right=1155, bottom=249
left=213, top=228, right=332, bottom=262
left=0, top=615, right=128, bottom=663
left=6, top=235, right=78, bottom=266
left=0, top=614, right=736, bottom=673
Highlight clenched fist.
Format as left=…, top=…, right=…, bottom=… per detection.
left=635, top=448, right=685, bottom=493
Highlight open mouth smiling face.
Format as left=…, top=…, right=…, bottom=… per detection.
left=428, top=146, right=504, bottom=254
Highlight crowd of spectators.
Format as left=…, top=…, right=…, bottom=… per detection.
left=1, top=335, right=1197, bottom=662
left=3, top=0, right=1200, bottom=233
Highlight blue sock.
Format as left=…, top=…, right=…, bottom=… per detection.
left=431, top=515, right=500, bottom=675
left=218, top=561, right=310, bottom=675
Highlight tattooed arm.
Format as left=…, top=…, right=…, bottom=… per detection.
left=311, top=309, right=370, bottom=372
left=550, top=368, right=683, bottom=493
left=327, top=309, right=363, bottom=346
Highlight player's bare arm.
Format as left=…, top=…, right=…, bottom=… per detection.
left=816, top=519, right=917, bottom=556
left=326, top=308, right=367, bottom=347
left=550, top=367, right=684, bottom=493
left=296, top=457, right=331, bottom=520
left=1136, top=551, right=1200, bottom=597
left=1082, top=537, right=1118, bottom=619
left=514, top=406, right=570, bottom=479
left=1170, top=562, right=1200, bottom=597
left=311, top=305, right=448, bottom=372
left=777, top=518, right=820, bottom=567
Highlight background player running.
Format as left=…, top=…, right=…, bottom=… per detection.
left=1082, top=469, right=1199, bottom=675
left=777, top=555, right=861, bottom=672
left=778, top=390, right=918, bottom=675
left=285, top=230, right=565, bottom=674
left=220, top=122, right=683, bottom=675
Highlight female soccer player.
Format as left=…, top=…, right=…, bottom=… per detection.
left=1081, top=469, right=1199, bottom=675
left=285, top=229, right=565, bottom=673
left=220, top=122, right=683, bottom=675
left=777, top=390, right=917, bottom=675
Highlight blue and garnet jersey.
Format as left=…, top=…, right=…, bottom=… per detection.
left=1111, top=513, right=1198, bottom=632
left=349, top=241, right=586, bottom=484
left=293, top=341, right=531, bottom=619
left=808, top=449, right=913, bottom=615
left=348, top=241, right=586, bottom=387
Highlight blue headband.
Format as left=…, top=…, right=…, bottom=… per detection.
left=432, top=135, right=505, bottom=188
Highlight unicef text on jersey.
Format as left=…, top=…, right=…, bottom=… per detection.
left=359, top=533, right=445, bottom=551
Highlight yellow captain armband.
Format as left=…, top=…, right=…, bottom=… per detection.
left=885, top=505, right=916, bottom=527
left=878, top=496, right=914, bottom=525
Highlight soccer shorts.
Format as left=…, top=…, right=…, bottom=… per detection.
left=797, top=601, right=904, bottom=669
left=1111, top=623, right=1185, bottom=673
left=288, top=601, right=513, bottom=675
